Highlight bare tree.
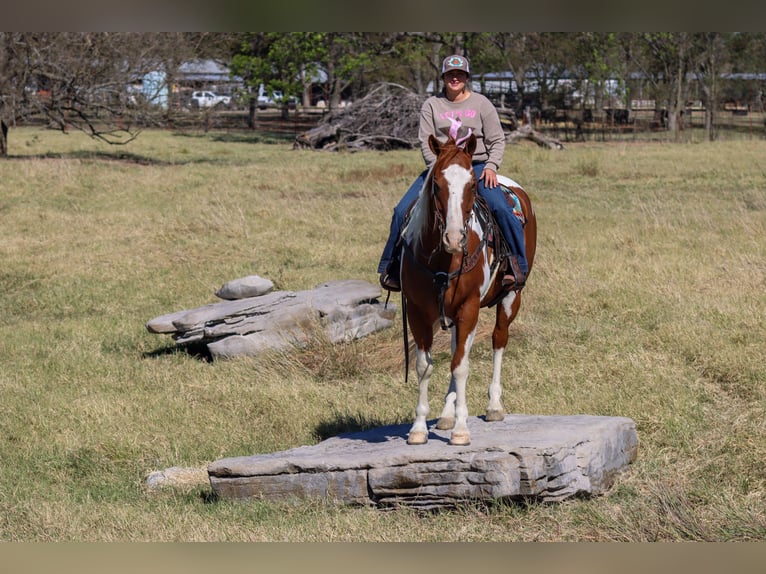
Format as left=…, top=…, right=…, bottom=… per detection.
left=481, top=33, right=545, bottom=116
left=0, top=33, right=193, bottom=157
left=690, top=32, right=731, bottom=141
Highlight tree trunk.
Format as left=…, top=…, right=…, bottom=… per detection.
left=330, top=76, right=343, bottom=109
left=0, top=119, right=8, bottom=157
left=672, top=39, right=686, bottom=141
left=707, top=55, right=718, bottom=142
left=506, top=124, right=565, bottom=149
left=248, top=96, right=256, bottom=129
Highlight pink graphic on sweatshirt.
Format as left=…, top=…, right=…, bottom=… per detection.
left=447, top=116, right=474, bottom=148
left=456, top=128, right=473, bottom=148
left=439, top=109, right=478, bottom=121
left=448, top=116, right=462, bottom=140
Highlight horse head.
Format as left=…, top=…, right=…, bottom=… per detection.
left=428, top=133, right=477, bottom=254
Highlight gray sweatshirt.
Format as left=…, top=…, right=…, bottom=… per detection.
left=418, top=91, right=506, bottom=172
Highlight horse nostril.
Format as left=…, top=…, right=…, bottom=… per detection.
left=443, top=230, right=466, bottom=252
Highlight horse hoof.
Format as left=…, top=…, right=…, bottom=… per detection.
left=485, top=410, right=505, bottom=422
left=407, top=431, right=428, bottom=445
left=449, top=433, right=471, bottom=446
left=435, top=417, right=455, bottom=430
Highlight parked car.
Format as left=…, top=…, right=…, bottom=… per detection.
left=257, top=88, right=283, bottom=109
left=190, top=91, right=231, bottom=109
left=256, top=84, right=298, bottom=109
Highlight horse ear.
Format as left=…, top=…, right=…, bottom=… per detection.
left=465, top=133, right=477, bottom=156
left=428, top=134, right=442, bottom=156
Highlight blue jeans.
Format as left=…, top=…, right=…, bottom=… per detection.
left=377, top=163, right=528, bottom=275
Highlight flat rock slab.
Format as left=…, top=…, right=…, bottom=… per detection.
left=208, top=414, right=638, bottom=509
left=146, top=279, right=395, bottom=359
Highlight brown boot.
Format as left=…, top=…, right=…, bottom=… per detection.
left=379, top=267, right=401, bottom=292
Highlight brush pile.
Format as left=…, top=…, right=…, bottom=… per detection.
left=294, top=81, right=565, bottom=151
left=294, top=83, right=425, bottom=151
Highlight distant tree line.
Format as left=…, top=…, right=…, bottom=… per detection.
left=2, top=32, right=765, bottom=155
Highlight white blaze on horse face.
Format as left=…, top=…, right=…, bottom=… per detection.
left=441, top=164, right=473, bottom=254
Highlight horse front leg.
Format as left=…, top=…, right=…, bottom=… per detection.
left=407, top=346, right=433, bottom=445
left=449, top=313, right=478, bottom=446
left=407, top=309, right=435, bottom=445
left=435, top=322, right=466, bottom=429
left=486, top=291, right=519, bottom=422
left=435, top=327, right=458, bottom=430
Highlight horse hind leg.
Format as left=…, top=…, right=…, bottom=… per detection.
left=435, top=377, right=456, bottom=430
left=485, top=292, right=518, bottom=422
left=485, top=346, right=506, bottom=422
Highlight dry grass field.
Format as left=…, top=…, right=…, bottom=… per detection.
left=0, top=125, right=764, bottom=542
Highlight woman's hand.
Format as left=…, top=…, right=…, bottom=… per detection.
left=481, top=167, right=498, bottom=189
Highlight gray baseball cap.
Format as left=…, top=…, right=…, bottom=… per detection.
left=441, top=54, right=470, bottom=75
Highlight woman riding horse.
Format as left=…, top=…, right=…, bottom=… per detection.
left=377, top=54, right=527, bottom=292
left=399, top=131, right=537, bottom=445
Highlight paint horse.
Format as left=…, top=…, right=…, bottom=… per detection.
left=400, top=133, right=537, bottom=446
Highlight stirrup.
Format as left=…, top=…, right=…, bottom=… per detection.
left=380, top=272, right=401, bottom=292
left=502, top=256, right=526, bottom=291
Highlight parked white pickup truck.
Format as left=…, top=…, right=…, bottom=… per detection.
left=190, top=91, right=231, bottom=108
left=256, top=87, right=284, bottom=109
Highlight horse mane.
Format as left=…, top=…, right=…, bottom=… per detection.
left=402, top=163, right=434, bottom=248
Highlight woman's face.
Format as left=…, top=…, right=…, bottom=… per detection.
left=443, top=70, right=468, bottom=90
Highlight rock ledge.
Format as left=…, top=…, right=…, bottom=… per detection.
left=208, top=414, right=638, bottom=509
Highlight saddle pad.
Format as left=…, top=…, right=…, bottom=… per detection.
left=500, top=184, right=526, bottom=225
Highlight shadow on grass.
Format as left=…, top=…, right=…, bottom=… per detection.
left=200, top=489, right=219, bottom=504
left=143, top=342, right=214, bottom=363
left=8, top=150, right=178, bottom=165
left=209, top=132, right=294, bottom=145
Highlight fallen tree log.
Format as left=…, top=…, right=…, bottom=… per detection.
left=506, top=123, right=566, bottom=149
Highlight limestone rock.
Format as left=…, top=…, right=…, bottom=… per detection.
left=208, top=414, right=638, bottom=509
left=215, top=275, right=274, bottom=300
left=145, top=466, right=209, bottom=491
left=146, top=278, right=396, bottom=359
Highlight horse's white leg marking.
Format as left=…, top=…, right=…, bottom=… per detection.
left=408, top=348, right=433, bottom=445
left=450, top=327, right=476, bottom=445
left=437, top=320, right=464, bottom=429
left=442, top=164, right=473, bottom=253
left=486, top=347, right=505, bottom=421
left=436, top=379, right=457, bottom=430
left=487, top=291, right=516, bottom=422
